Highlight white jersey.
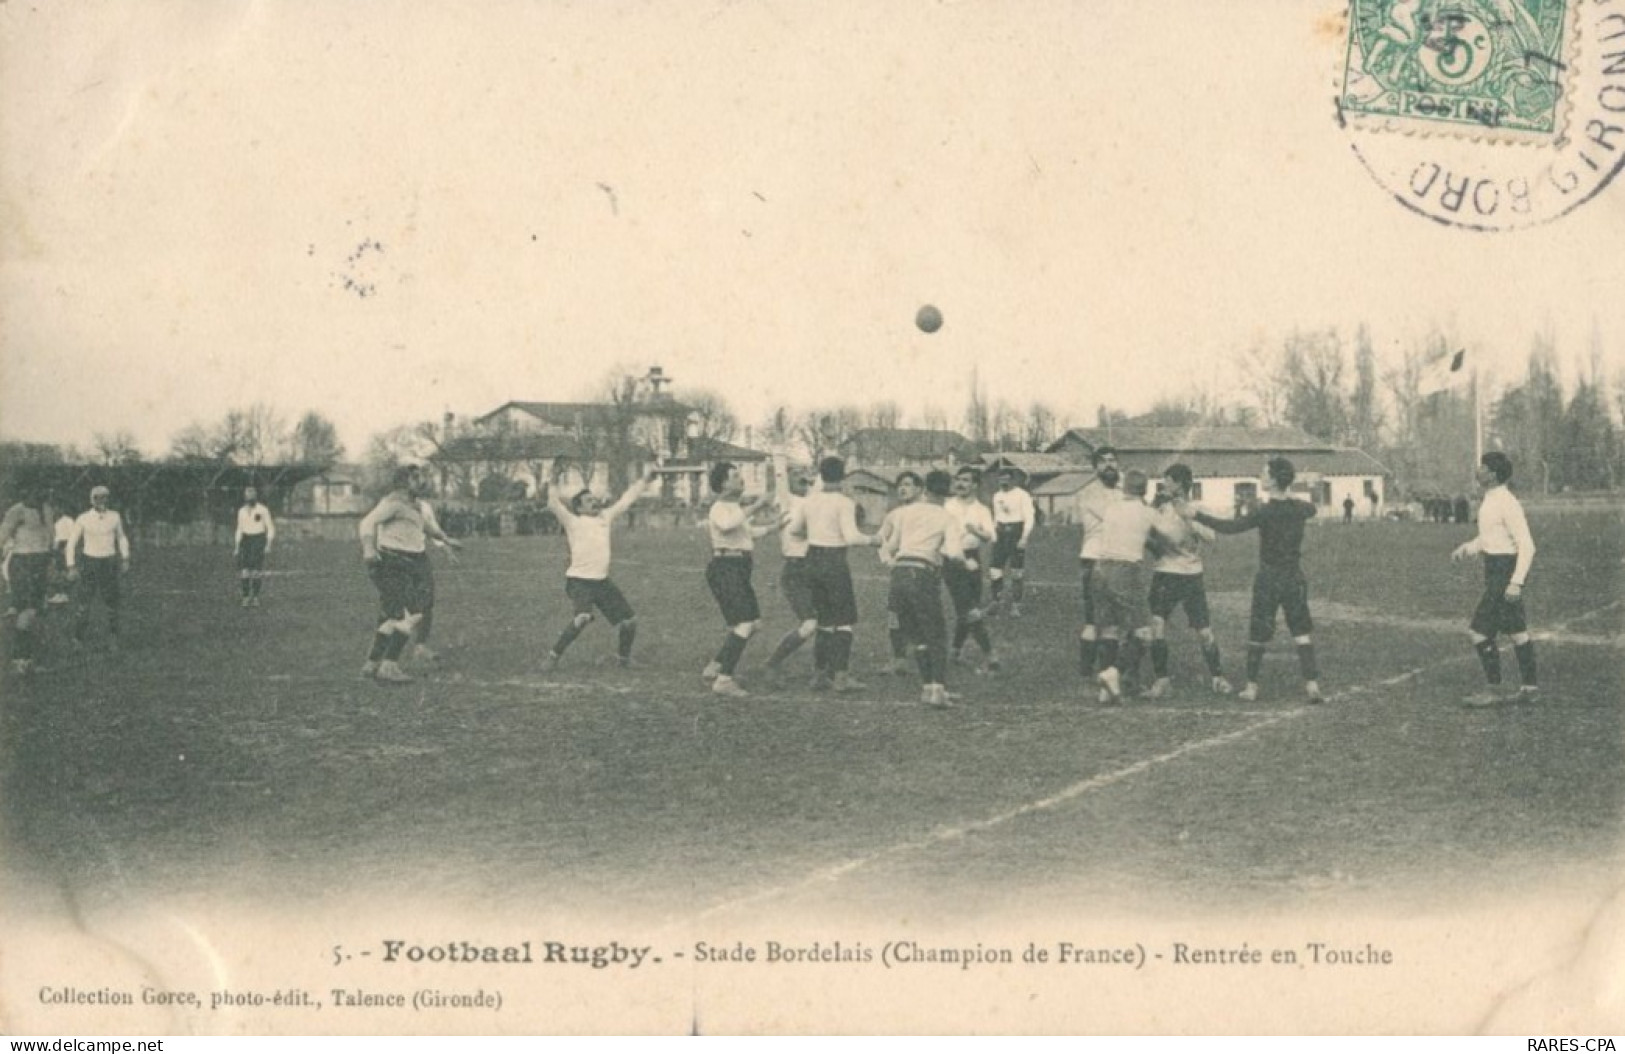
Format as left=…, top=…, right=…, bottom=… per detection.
left=779, top=494, right=809, bottom=559
left=944, top=495, right=995, bottom=554
left=992, top=486, right=1036, bottom=536
left=558, top=512, right=613, bottom=580
left=1151, top=504, right=1213, bottom=575
left=1076, top=480, right=1123, bottom=560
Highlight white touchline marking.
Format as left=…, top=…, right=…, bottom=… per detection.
left=676, top=599, right=1623, bottom=924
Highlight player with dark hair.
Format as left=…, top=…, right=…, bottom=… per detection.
left=943, top=466, right=999, bottom=672
left=1452, top=451, right=1539, bottom=706
left=234, top=485, right=276, bottom=607
left=782, top=456, right=878, bottom=692
left=0, top=482, right=56, bottom=674
left=1075, top=445, right=1123, bottom=678
left=358, top=465, right=443, bottom=684
left=66, top=485, right=131, bottom=652
left=763, top=469, right=819, bottom=680
left=877, top=472, right=924, bottom=675
left=542, top=465, right=655, bottom=671
left=699, top=461, right=776, bottom=698
left=878, top=469, right=964, bottom=708
left=1194, top=456, right=1323, bottom=704
left=989, top=468, right=1036, bottom=617
left=1091, top=469, right=1184, bottom=703
left=1145, top=464, right=1231, bottom=698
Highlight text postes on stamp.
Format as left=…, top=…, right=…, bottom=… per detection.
left=1340, top=0, right=1625, bottom=231
left=1342, top=0, right=1575, bottom=141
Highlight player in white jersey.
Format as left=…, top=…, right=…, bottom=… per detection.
left=358, top=465, right=436, bottom=684
left=699, top=461, right=777, bottom=697
left=542, top=465, right=654, bottom=670
left=781, top=456, right=879, bottom=692
left=988, top=469, right=1036, bottom=617
left=234, top=486, right=276, bottom=607
left=1091, top=469, right=1187, bottom=704
left=1452, top=451, right=1539, bottom=707
left=1074, top=446, right=1122, bottom=678
left=877, top=470, right=965, bottom=708
left=943, top=466, right=999, bottom=671
left=66, top=485, right=131, bottom=651
left=1144, top=464, right=1231, bottom=698
left=763, top=470, right=819, bottom=679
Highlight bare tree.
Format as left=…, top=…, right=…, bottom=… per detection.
left=1236, top=338, right=1288, bottom=428
left=864, top=400, right=903, bottom=430
left=289, top=411, right=346, bottom=466
left=1281, top=328, right=1349, bottom=442
left=677, top=388, right=739, bottom=444
left=1023, top=402, right=1058, bottom=452
left=991, top=400, right=1024, bottom=451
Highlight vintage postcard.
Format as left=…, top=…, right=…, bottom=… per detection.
left=1, top=0, right=1622, bottom=1036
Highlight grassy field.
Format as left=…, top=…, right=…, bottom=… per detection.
left=2, top=509, right=1621, bottom=924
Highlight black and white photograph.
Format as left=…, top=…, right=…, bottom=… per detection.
left=2, top=0, right=1622, bottom=1036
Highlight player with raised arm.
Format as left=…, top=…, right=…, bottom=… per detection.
left=763, top=469, right=819, bottom=681
left=1144, top=464, right=1231, bottom=699
left=943, top=466, right=999, bottom=672
left=878, top=470, right=965, bottom=708
left=234, top=485, right=276, bottom=607
left=1452, top=451, right=1539, bottom=707
left=783, top=456, right=880, bottom=692
left=1, top=482, right=57, bottom=674
left=66, top=485, right=131, bottom=652
left=1194, top=456, right=1324, bottom=704
left=1075, top=446, right=1122, bottom=679
left=988, top=468, right=1036, bottom=617
left=542, top=464, right=655, bottom=671
left=699, top=461, right=777, bottom=698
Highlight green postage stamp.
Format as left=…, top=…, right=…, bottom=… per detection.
left=1341, top=0, right=1576, bottom=137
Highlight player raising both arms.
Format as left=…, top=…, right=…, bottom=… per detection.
left=988, top=469, right=1036, bottom=617
left=1452, top=451, right=1539, bottom=707
left=358, top=465, right=459, bottom=684
left=1194, top=457, right=1323, bottom=704
left=542, top=465, right=654, bottom=671
left=783, top=456, right=879, bottom=692
left=1075, top=446, right=1122, bottom=678
left=1091, top=470, right=1185, bottom=703
left=699, top=461, right=777, bottom=698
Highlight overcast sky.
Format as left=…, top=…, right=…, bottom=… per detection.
left=3, top=0, right=1622, bottom=457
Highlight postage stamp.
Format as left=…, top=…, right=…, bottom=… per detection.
left=1340, top=0, right=1576, bottom=140
left=1340, top=0, right=1625, bottom=230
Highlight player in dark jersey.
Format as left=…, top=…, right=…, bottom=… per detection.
left=1194, top=457, right=1324, bottom=704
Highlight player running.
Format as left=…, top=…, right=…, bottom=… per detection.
left=877, top=470, right=965, bottom=708
left=943, top=466, right=999, bottom=672
left=988, top=469, right=1035, bottom=617
left=234, top=485, right=276, bottom=607
left=358, top=465, right=460, bottom=684
left=542, top=466, right=654, bottom=671
left=699, top=461, right=777, bottom=698
left=1194, top=457, right=1324, bottom=704
left=1144, top=464, right=1231, bottom=698
left=1452, top=451, right=1539, bottom=707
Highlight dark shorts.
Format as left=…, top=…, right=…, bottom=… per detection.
left=566, top=575, right=634, bottom=625
left=370, top=549, right=432, bottom=621
left=991, top=523, right=1026, bottom=571
left=707, top=555, right=761, bottom=626
left=237, top=533, right=268, bottom=572
left=1091, top=559, right=1150, bottom=633
left=807, top=546, right=859, bottom=627
left=780, top=556, right=816, bottom=621
left=1470, top=555, right=1528, bottom=637
left=1249, top=566, right=1312, bottom=642
left=943, top=552, right=983, bottom=619
left=1149, top=571, right=1212, bottom=630
left=77, top=556, right=122, bottom=608
left=8, top=553, right=49, bottom=611
left=888, top=563, right=946, bottom=647
left=1079, top=557, right=1097, bottom=625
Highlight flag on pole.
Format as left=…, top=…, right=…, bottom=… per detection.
left=1417, top=348, right=1468, bottom=397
